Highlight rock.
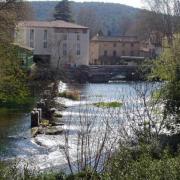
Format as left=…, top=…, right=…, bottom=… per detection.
left=53, top=112, right=63, bottom=118
left=51, top=122, right=64, bottom=126
left=45, top=126, right=64, bottom=135
left=50, top=108, right=57, bottom=113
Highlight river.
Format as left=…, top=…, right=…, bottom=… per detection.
left=0, top=81, right=156, bottom=172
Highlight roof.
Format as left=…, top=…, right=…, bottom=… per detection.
left=17, top=20, right=88, bottom=29
left=13, top=43, right=33, bottom=51
left=91, top=35, right=139, bottom=43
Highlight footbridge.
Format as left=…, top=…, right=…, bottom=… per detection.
left=75, top=65, right=144, bottom=83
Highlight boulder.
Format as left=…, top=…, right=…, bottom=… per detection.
left=45, top=126, right=64, bottom=135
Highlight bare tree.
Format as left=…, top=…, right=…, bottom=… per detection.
left=56, top=81, right=174, bottom=175
left=118, top=16, right=133, bottom=36
left=139, top=0, right=180, bottom=45
left=76, top=8, right=102, bottom=38
left=0, top=0, right=34, bottom=43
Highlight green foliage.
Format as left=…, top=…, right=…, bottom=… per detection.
left=152, top=36, right=180, bottom=118
left=1, top=144, right=180, bottom=180
left=53, top=0, right=73, bottom=22
left=104, top=144, right=180, bottom=180
left=93, top=101, right=123, bottom=108
left=0, top=161, right=66, bottom=180
left=0, top=43, right=31, bottom=107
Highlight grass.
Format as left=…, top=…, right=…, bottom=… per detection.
left=93, top=101, right=123, bottom=108
left=58, top=90, right=80, bottom=101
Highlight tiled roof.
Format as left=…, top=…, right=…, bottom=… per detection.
left=91, top=35, right=139, bottom=42
left=17, top=20, right=88, bottom=29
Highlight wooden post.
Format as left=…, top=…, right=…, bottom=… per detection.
left=31, top=110, right=39, bottom=127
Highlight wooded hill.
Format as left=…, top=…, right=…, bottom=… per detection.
left=30, top=1, right=141, bottom=36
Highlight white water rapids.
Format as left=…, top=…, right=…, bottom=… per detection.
left=0, top=81, right=164, bottom=173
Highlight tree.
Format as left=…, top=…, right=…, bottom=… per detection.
left=0, top=0, right=33, bottom=43
left=0, top=0, right=33, bottom=106
left=138, top=0, right=180, bottom=45
left=76, top=8, right=101, bottom=38
left=54, top=0, right=73, bottom=22
left=118, top=16, right=133, bottom=36
left=152, top=36, right=180, bottom=125
left=0, top=44, right=30, bottom=106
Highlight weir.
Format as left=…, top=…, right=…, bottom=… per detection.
left=74, top=65, right=143, bottom=83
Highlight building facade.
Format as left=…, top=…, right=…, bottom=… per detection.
left=15, top=21, right=89, bottom=68
left=90, top=35, right=156, bottom=65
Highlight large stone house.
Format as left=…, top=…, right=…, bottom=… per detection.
left=15, top=20, right=89, bottom=68
left=90, top=35, right=156, bottom=65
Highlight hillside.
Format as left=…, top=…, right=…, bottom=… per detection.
left=30, top=1, right=141, bottom=36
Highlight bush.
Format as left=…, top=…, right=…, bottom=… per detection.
left=104, top=145, right=180, bottom=180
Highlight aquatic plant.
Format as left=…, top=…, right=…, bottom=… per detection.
left=40, top=119, right=49, bottom=127
left=93, top=101, right=123, bottom=108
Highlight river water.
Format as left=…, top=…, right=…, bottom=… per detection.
left=0, top=82, right=156, bottom=172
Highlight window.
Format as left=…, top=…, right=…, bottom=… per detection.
left=63, top=43, right=67, bottom=56
left=131, top=43, right=134, bottom=47
left=77, top=43, right=80, bottom=55
left=43, top=30, right=48, bottom=48
left=104, top=50, right=108, bottom=56
left=122, top=50, right=125, bottom=56
left=63, top=34, right=67, bottom=40
left=113, top=43, right=116, bottom=47
left=77, top=34, right=80, bottom=40
left=131, top=51, right=134, bottom=56
left=113, top=50, right=117, bottom=57
left=30, top=29, right=34, bottom=48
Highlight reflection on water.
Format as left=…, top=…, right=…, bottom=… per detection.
left=0, top=82, right=154, bottom=170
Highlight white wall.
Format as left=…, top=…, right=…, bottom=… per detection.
left=16, top=25, right=89, bottom=68
left=50, top=28, right=89, bottom=68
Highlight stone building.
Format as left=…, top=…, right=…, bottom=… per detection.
left=90, top=35, right=156, bottom=65
left=15, top=20, right=89, bottom=68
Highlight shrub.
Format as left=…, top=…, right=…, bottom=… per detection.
left=104, top=145, right=180, bottom=180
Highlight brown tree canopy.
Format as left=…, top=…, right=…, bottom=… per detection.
left=76, top=8, right=102, bottom=38
left=0, top=0, right=33, bottom=43
left=138, top=0, right=180, bottom=44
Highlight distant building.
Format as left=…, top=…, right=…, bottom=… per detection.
left=90, top=35, right=157, bottom=65
left=15, top=20, right=89, bottom=68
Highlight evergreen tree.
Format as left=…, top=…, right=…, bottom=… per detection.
left=54, top=0, right=73, bottom=22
